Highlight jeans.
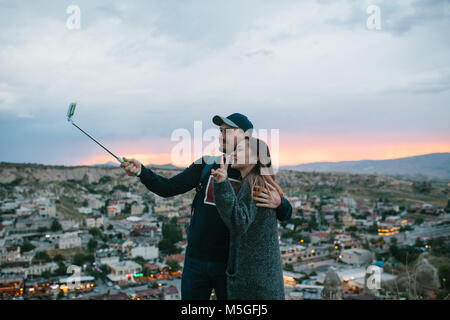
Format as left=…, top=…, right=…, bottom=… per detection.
left=181, top=255, right=228, bottom=300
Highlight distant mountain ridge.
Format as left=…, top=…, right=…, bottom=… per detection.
left=89, top=162, right=182, bottom=170
left=4, top=152, right=448, bottom=181
left=281, top=153, right=450, bottom=180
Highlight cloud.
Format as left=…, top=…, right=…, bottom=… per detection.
left=245, top=49, right=274, bottom=57
left=321, top=0, right=450, bottom=35
left=0, top=0, right=449, bottom=165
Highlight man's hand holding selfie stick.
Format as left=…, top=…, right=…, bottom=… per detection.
left=121, top=157, right=142, bottom=177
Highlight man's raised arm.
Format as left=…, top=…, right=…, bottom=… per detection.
left=121, top=156, right=204, bottom=198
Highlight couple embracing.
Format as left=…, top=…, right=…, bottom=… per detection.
left=121, top=113, right=290, bottom=300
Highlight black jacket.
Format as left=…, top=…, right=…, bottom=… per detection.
left=138, top=156, right=292, bottom=262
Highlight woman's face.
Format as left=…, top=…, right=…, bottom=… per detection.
left=231, top=139, right=258, bottom=169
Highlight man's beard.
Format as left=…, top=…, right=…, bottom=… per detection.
left=219, top=141, right=234, bottom=154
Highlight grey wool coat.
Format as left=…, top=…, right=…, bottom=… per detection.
left=213, top=177, right=285, bottom=300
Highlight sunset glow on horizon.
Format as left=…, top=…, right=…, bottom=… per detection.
left=79, top=133, right=450, bottom=168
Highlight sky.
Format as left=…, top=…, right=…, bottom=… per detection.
left=0, top=0, right=449, bottom=167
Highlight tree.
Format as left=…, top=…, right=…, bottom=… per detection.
left=162, top=223, right=182, bottom=244
left=389, top=244, right=420, bottom=265
left=133, top=256, right=148, bottom=266
left=89, top=227, right=102, bottom=237
left=414, top=237, right=425, bottom=248
left=53, top=254, right=65, bottom=263
left=50, top=219, right=62, bottom=232
left=307, top=218, right=318, bottom=231
left=21, top=241, right=35, bottom=253
left=123, top=203, right=131, bottom=215
left=166, top=260, right=181, bottom=272
left=72, top=253, right=94, bottom=266
left=149, top=282, right=159, bottom=289
left=334, top=212, right=339, bottom=223
left=37, top=227, right=48, bottom=233
left=291, top=218, right=304, bottom=232
left=445, top=200, right=450, bottom=213
left=414, top=217, right=424, bottom=225
left=368, top=222, right=378, bottom=234
left=362, top=240, right=370, bottom=250
left=158, top=239, right=181, bottom=255
left=284, top=263, right=294, bottom=272
left=399, top=225, right=413, bottom=232
left=412, top=181, right=432, bottom=194
left=34, top=251, right=51, bottom=262
left=88, top=239, right=98, bottom=252
left=438, top=264, right=450, bottom=291
left=143, top=267, right=151, bottom=277
left=53, top=263, right=68, bottom=276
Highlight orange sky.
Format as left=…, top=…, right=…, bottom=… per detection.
left=80, top=132, right=450, bottom=167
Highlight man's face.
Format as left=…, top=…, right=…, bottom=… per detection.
left=219, top=124, right=245, bottom=154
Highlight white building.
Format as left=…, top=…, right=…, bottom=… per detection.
left=0, top=243, right=21, bottom=264
left=60, top=219, right=80, bottom=231
left=26, top=262, right=59, bottom=276
left=342, top=197, right=357, bottom=208
left=78, top=207, right=93, bottom=215
left=107, top=205, right=121, bottom=217
left=1, top=262, right=58, bottom=277
left=33, top=197, right=51, bottom=206
left=1, top=201, right=18, bottom=211
left=15, top=206, right=33, bottom=217
left=58, top=232, right=82, bottom=249
left=131, top=204, right=145, bottom=215
left=85, top=216, right=104, bottom=229
left=167, top=210, right=180, bottom=218
left=339, top=248, right=373, bottom=266
left=130, top=245, right=158, bottom=260
left=95, top=248, right=120, bottom=265
left=88, top=198, right=104, bottom=210
left=38, top=205, right=57, bottom=218
left=106, top=260, right=142, bottom=285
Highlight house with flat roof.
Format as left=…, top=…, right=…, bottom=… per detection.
left=106, top=260, right=142, bottom=285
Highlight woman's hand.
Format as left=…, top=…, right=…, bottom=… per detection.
left=253, top=183, right=282, bottom=208
left=211, top=154, right=231, bottom=183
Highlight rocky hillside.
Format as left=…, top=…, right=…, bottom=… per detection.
left=0, top=162, right=448, bottom=207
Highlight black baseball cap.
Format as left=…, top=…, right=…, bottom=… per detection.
left=212, top=113, right=254, bottom=132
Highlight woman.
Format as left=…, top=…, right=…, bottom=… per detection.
left=211, top=136, right=285, bottom=300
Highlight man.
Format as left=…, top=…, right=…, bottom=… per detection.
left=121, top=113, right=292, bottom=300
